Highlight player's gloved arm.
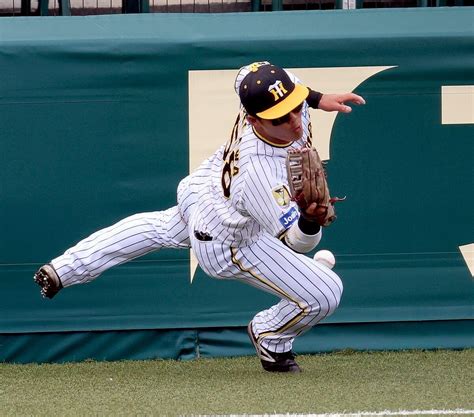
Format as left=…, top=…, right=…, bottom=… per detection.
left=283, top=215, right=321, bottom=254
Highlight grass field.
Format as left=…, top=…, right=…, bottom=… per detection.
left=1, top=349, right=472, bottom=416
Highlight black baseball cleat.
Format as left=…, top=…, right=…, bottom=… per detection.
left=247, top=322, right=301, bottom=373
left=33, top=264, right=63, bottom=299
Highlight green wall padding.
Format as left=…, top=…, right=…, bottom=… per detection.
left=0, top=8, right=472, bottom=362
left=2, top=320, right=472, bottom=364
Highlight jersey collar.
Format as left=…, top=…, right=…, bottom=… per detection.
left=252, top=127, right=293, bottom=148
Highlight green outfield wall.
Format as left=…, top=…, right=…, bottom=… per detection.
left=0, top=8, right=473, bottom=363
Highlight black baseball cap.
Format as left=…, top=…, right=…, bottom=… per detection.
left=238, top=64, right=309, bottom=120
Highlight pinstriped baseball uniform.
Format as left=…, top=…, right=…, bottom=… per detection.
left=186, top=105, right=342, bottom=352
left=50, top=67, right=343, bottom=355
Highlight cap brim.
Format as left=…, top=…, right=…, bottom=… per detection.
left=256, top=84, right=309, bottom=120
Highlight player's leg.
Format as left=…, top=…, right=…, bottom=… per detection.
left=238, top=240, right=342, bottom=345
left=192, top=233, right=342, bottom=371
left=34, top=206, right=190, bottom=298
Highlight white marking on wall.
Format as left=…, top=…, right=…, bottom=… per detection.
left=441, top=85, right=474, bottom=125
left=459, top=243, right=474, bottom=278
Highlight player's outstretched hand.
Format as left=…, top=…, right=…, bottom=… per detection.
left=318, top=93, right=366, bottom=113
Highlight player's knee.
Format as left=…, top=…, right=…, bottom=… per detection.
left=327, top=288, right=342, bottom=316
left=307, top=272, right=343, bottom=318
left=329, top=274, right=343, bottom=315
left=307, top=295, right=340, bottom=319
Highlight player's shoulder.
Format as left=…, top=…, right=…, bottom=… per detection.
left=237, top=126, right=261, bottom=159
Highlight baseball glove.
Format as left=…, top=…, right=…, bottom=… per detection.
left=286, top=147, right=344, bottom=226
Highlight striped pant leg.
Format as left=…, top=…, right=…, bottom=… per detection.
left=51, top=206, right=190, bottom=288
left=230, top=235, right=343, bottom=353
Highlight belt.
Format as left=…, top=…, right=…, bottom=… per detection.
left=194, top=231, right=213, bottom=241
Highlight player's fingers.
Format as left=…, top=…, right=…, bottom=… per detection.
left=304, top=203, right=327, bottom=218
left=304, top=203, right=319, bottom=216
left=304, top=203, right=315, bottom=215
left=342, top=93, right=366, bottom=105
left=338, top=104, right=352, bottom=113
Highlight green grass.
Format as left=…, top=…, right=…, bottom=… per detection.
left=1, top=349, right=472, bottom=416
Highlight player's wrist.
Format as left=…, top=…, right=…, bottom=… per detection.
left=298, top=214, right=321, bottom=235
left=306, top=89, right=323, bottom=109
left=284, top=216, right=322, bottom=253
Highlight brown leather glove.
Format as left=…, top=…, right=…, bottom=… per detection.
left=286, top=147, right=344, bottom=226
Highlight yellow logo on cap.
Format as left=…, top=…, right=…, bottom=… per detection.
left=272, top=185, right=291, bottom=207
left=249, top=62, right=269, bottom=72
left=268, top=80, right=288, bottom=101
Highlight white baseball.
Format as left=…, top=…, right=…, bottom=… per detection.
left=313, top=250, right=335, bottom=269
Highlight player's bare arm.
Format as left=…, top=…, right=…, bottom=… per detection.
left=318, top=92, right=366, bottom=113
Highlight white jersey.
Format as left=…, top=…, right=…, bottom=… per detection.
left=180, top=103, right=313, bottom=247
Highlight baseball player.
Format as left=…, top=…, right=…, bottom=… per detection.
left=34, top=62, right=365, bottom=373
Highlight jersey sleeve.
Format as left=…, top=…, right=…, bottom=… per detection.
left=284, top=69, right=303, bottom=86
left=234, top=156, right=299, bottom=238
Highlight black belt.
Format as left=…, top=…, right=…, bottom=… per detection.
left=194, top=231, right=213, bottom=241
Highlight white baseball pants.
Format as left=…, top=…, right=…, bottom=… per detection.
left=52, top=207, right=342, bottom=353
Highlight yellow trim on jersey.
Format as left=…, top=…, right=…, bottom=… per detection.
left=230, top=247, right=310, bottom=342
left=252, top=127, right=292, bottom=148
left=277, top=228, right=288, bottom=241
